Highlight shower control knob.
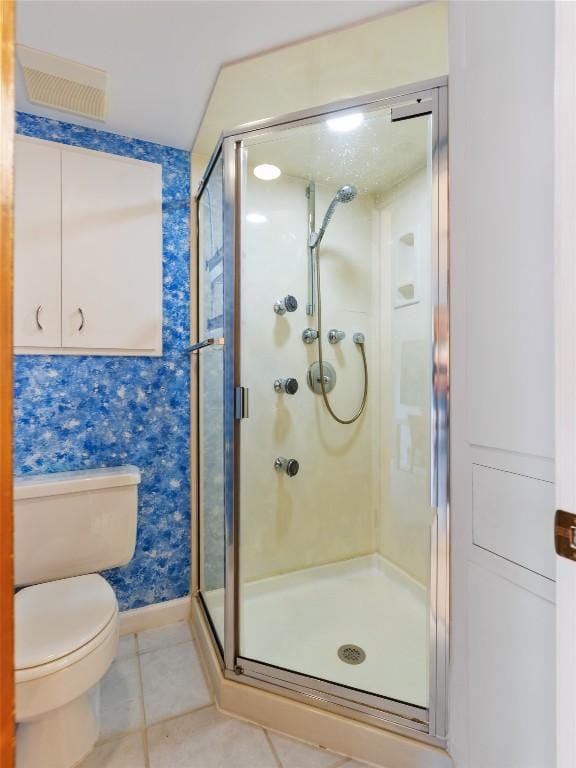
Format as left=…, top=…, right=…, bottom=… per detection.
left=273, top=295, right=298, bottom=315
left=302, top=327, right=319, bottom=344
left=274, top=457, right=300, bottom=477
left=328, top=329, right=346, bottom=344
left=274, top=378, right=299, bottom=395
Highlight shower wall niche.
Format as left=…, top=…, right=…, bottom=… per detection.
left=195, top=80, right=448, bottom=745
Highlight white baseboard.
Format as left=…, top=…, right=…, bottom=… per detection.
left=119, top=595, right=191, bottom=635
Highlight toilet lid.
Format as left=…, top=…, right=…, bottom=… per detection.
left=15, top=574, right=117, bottom=670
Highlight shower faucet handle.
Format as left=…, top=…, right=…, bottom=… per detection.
left=328, top=329, right=346, bottom=344
left=274, top=295, right=298, bottom=315
left=274, top=378, right=299, bottom=395
left=274, top=457, right=300, bottom=477
left=302, top=328, right=318, bottom=344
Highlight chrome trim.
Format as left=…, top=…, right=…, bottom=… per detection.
left=195, top=78, right=450, bottom=745
left=432, top=83, right=450, bottom=740
left=35, top=305, right=43, bottom=331
left=196, top=593, right=225, bottom=667
left=391, top=97, right=433, bottom=123
left=306, top=182, right=316, bottom=316
left=222, top=660, right=447, bottom=749
left=240, top=657, right=428, bottom=727
left=222, top=76, right=448, bottom=142
left=234, top=386, right=249, bottom=419
left=195, top=77, right=448, bottom=199
left=222, top=136, right=239, bottom=670
left=197, top=141, right=225, bottom=201
left=189, top=337, right=224, bottom=354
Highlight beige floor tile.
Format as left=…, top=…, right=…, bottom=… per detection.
left=140, top=640, right=211, bottom=724
left=339, top=762, right=369, bottom=767
left=98, top=657, right=144, bottom=741
left=117, top=634, right=138, bottom=659
left=137, top=621, right=191, bottom=654
left=80, top=732, right=146, bottom=768
left=267, top=732, right=343, bottom=768
left=147, top=706, right=278, bottom=768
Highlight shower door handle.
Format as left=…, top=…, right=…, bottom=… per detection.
left=189, top=337, right=224, bottom=354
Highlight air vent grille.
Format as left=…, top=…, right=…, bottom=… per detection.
left=21, top=67, right=106, bottom=120
left=17, top=45, right=107, bottom=121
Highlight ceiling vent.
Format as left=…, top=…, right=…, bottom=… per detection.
left=17, top=45, right=107, bottom=121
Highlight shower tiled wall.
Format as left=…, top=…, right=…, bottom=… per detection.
left=14, top=113, right=191, bottom=610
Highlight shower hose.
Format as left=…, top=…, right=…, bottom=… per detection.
left=315, top=247, right=368, bottom=425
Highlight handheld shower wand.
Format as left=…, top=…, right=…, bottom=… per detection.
left=309, top=185, right=357, bottom=249
left=308, top=183, right=368, bottom=425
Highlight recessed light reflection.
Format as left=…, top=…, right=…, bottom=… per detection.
left=253, top=164, right=281, bottom=180
left=326, top=112, right=364, bottom=133
left=246, top=213, right=267, bottom=224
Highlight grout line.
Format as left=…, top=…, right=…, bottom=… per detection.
left=140, top=730, right=150, bottom=768
left=146, top=703, right=216, bottom=732
left=96, top=727, right=145, bottom=749
left=137, top=636, right=194, bottom=657
left=135, top=647, right=151, bottom=768
left=264, top=726, right=349, bottom=768
left=263, top=730, right=284, bottom=768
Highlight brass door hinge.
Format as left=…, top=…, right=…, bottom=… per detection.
left=555, top=509, right=576, bottom=561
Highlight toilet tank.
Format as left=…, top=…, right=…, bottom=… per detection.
left=14, top=466, right=140, bottom=587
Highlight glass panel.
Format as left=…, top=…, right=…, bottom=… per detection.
left=238, top=105, right=434, bottom=709
left=198, top=154, right=225, bottom=648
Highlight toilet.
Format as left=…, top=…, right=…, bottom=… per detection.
left=13, top=466, right=140, bottom=768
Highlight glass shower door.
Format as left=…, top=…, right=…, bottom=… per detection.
left=236, top=101, right=438, bottom=719
left=197, top=153, right=226, bottom=649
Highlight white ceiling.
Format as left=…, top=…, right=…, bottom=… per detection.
left=15, top=0, right=419, bottom=151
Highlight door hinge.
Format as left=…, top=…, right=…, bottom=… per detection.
left=555, top=509, right=576, bottom=562
left=235, top=386, right=249, bottom=419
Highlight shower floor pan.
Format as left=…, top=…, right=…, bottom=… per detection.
left=203, top=553, right=428, bottom=708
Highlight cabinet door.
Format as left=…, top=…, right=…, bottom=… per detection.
left=61, top=149, right=162, bottom=353
left=14, top=138, right=62, bottom=348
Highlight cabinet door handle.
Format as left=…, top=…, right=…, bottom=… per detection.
left=78, top=307, right=85, bottom=331
left=35, top=305, right=43, bottom=331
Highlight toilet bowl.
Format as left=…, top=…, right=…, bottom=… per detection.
left=15, top=575, right=119, bottom=768
left=13, top=466, right=140, bottom=768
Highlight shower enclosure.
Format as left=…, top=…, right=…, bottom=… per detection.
left=194, top=78, right=449, bottom=744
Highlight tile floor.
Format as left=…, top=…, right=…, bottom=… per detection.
left=82, top=621, right=368, bottom=768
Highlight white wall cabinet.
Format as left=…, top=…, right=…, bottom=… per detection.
left=14, top=139, right=62, bottom=349
left=14, top=136, right=163, bottom=356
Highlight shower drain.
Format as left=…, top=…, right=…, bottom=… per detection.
left=337, top=644, right=366, bottom=665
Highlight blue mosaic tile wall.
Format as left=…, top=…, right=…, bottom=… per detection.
left=14, top=113, right=191, bottom=610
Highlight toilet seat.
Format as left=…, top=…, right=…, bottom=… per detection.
left=16, top=574, right=117, bottom=678
left=14, top=575, right=119, bottom=765
left=15, top=573, right=119, bottom=725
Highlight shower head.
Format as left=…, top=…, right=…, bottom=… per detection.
left=335, top=185, right=358, bottom=204
left=309, top=184, right=358, bottom=249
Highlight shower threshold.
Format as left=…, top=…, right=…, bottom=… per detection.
left=203, top=553, right=428, bottom=708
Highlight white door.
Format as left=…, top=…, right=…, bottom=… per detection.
left=61, top=148, right=162, bottom=352
left=555, top=4, right=576, bottom=767
left=14, top=137, right=61, bottom=348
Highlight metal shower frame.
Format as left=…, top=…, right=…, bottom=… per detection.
left=193, top=76, right=449, bottom=748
